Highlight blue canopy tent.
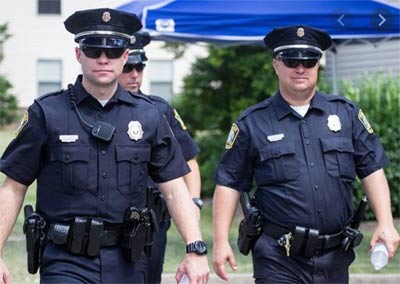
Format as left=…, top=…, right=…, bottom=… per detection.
left=118, top=0, right=400, bottom=44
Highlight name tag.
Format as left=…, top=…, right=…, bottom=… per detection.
left=59, top=135, right=79, bottom=143
left=267, top=133, right=284, bottom=142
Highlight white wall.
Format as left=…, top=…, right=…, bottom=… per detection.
left=0, top=0, right=206, bottom=107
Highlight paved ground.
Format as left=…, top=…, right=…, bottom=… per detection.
left=161, top=273, right=400, bottom=284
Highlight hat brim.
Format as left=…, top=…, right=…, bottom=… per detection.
left=276, top=49, right=321, bottom=60
left=127, top=53, right=148, bottom=64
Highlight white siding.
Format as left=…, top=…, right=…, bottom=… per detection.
left=325, top=38, right=400, bottom=90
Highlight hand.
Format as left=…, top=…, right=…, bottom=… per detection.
left=176, top=254, right=209, bottom=284
left=370, top=222, right=400, bottom=260
left=212, top=241, right=237, bottom=281
left=0, top=257, right=11, bottom=284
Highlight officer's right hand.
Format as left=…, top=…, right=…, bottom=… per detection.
left=0, top=257, right=11, bottom=284
left=212, top=241, right=237, bottom=281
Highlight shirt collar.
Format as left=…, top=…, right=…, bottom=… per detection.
left=273, top=91, right=329, bottom=120
left=72, top=75, right=137, bottom=107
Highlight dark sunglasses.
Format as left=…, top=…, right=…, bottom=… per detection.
left=122, top=63, right=146, bottom=73
left=279, top=58, right=319, bottom=68
left=81, top=47, right=126, bottom=59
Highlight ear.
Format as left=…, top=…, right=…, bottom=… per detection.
left=75, top=47, right=82, bottom=62
left=272, top=58, right=279, bottom=75
left=122, top=48, right=129, bottom=65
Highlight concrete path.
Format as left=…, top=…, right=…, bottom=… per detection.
left=161, top=273, right=400, bottom=284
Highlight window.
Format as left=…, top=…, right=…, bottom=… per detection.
left=149, top=60, right=173, bottom=101
left=37, top=60, right=62, bottom=96
left=38, top=0, right=61, bottom=15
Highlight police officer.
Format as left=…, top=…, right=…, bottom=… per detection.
left=0, top=8, right=209, bottom=284
left=118, top=32, right=203, bottom=284
left=212, top=25, right=399, bottom=284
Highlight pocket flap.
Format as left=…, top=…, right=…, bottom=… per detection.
left=260, top=141, right=296, bottom=161
left=320, top=137, right=354, bottom=153
left=116, top=145, right=150, bottom=164
left=50, top=145, right=90, bottom=164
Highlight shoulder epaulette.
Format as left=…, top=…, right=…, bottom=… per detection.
left=36, top=89, right=64, bottom=101
left=147, top=94, right=169, bottom=105
left=238, top=98, right=271, bottom=121
left=129, top=91, right=154, bottom=105
left=322, top=92, right=355, bottom=107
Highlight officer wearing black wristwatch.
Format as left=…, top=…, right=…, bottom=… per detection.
left=186, top=240, right=208, bottom=255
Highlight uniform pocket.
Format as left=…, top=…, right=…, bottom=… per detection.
left=257, top=141, right=300, bottom=184
left=320, top=137, right=355, bottom=180
left=50, top=144, right=90, bottom=195
left=116, top=145, right=151, bottom=195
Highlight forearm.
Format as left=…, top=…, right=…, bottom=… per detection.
left=183, top=159, right=201, bottom=198
left=361, top=169, right=393, bottom=226
left=158, top=177, right=202, bottom=243
left=213, top=185, right=240, bottom=244
left=0, top=177, right=27, bottom=252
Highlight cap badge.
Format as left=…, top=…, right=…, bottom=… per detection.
left=296, top=27, right=305, bottom=38
left=102, top=11, right=111, bottom=23
left=225, top=123, right=239, bottom=149
left=127, top=121, right=144, bottom=141
left=130, top=35, right=136, bottom=44
left=327, top=115, right=341, bottom=132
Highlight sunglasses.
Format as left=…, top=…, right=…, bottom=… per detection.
left=279, top=58, right=319, bottom=69
left=122, top=63, right=146, bottom=73
left=81, top=47, right=126, bottom=59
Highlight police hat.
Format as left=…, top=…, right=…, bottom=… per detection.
left=264, top=25, right=332, bottom=59
left=64, top=8, right=142, bottom=48
left=127, top=32, right=151, bottom=64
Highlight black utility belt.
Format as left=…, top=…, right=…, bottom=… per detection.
left=46, top=217, right=123, bottom=257
left=263, top=222, right=345, bottom=258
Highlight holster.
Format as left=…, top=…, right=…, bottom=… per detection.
left=121, top=207, right=158, bottom=262
left=146, top=187, right=168, bottom=223
left=237, top=212, right=264, bottom=255
left=23, top=205, right=46, bottom=274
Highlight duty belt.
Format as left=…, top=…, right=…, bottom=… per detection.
left=262, top=221, right=343, bottom=258
left=46, top=217, right=122, bottom=257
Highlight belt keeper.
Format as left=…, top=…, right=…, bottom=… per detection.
left=86, top=219, right=104, bottom=257
left=291, top=226, right=306, bottom=255
left=68, top=217, right=87, bottom=254
left=303, top=228, right=319, bottom=258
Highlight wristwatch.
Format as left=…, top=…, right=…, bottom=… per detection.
left=192, top=197, right=204, bottom=210
left=186, top=240, right=208, bottom=255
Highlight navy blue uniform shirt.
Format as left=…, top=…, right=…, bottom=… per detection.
left=0, top=75, right=190, bottom=223
left=214, top=92, right=389, bottom=234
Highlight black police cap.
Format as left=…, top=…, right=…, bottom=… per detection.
left=64, top=8, right=142, bottom=46
left=264, top=25, right=332, bottom=59
left=127, top=32, right=151, bottom=64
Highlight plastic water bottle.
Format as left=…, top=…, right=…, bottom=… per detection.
left=370, top=242, right=389, bottom=270
left=180, top=274, right=190, bottom=284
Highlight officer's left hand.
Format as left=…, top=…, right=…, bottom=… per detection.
left=370, top=222, right=400, bottom=260
left=175, top=254, right=209, bottom=284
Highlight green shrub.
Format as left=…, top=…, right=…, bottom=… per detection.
left=339, top=75, right=400, bottom=218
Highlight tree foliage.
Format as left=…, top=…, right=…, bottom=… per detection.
left=0, top=23, right=18, bottom=127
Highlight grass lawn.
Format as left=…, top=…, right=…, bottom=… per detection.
left=0, top=129, right=399, bottom=283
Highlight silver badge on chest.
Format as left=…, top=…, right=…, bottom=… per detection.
left=127, top=121, right=144, bottom=141
left=327, top=115, right=341, bottom=132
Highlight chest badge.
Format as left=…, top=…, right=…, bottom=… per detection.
left=327, top=115, right=341, bottom=132
left=127, top=121, right=144, bottom=141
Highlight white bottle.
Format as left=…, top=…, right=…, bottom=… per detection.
left=180, top=274, right=190, bottom=284
left=370, top=242, right=389, bottom=270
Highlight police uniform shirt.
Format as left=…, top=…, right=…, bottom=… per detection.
left=214, top=92, right=389, bottom=234
left=0, top=75, right=190, bottom=223
left=144, top=93, right=200, bottom=161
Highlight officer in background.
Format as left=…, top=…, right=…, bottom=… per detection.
left=212, top=25, right=399, bottom=283
left=0, top=8, right=209, bottom=284
left=118, top=32, right=203, bottom=284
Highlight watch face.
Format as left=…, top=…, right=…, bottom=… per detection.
left=194, top=241, right=207, bottom=255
